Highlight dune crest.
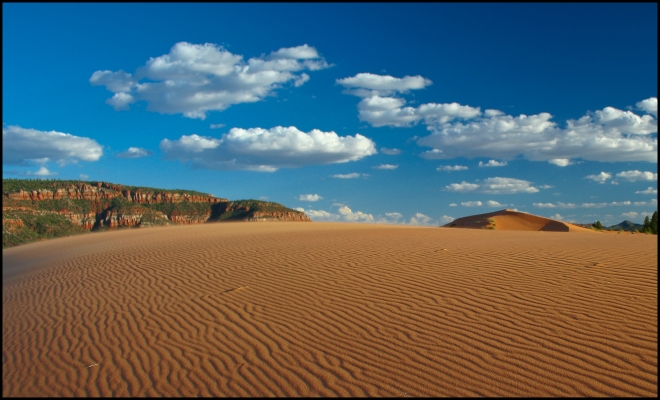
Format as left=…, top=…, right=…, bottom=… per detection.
left=444, top=209, right=596, bottom=232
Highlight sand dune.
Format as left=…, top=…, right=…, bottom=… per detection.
left=3, top=222, right=657, bottom=396
left=445, top=209, right=597, bottom=232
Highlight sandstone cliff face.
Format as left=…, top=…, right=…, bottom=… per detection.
left=3, top=179, right=311, bottom=247
left=7, top=181, right=226, bottom=204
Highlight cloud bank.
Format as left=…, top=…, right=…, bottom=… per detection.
left=445, top=177, right=540, bottom=194
left=338, top=73, right=657, bottom=164
left=2, top=125, right=103, bottom=166
left=160, top=126, right=376, bottom=172
left=91, top=42, right=330, bottom=119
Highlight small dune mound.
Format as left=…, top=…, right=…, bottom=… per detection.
left=444, top=209, right=595, bottom=232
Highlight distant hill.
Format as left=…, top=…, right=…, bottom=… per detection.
left=607, top=220, right=644, bottom=231
left=443, top=209, right=595, bottom=232
left=2, top=179, right=310, bottom=248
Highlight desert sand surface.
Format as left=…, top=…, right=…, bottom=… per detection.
left=3, top=221, right=657, bottom=396
left=445, top=209, right=597, bottom=232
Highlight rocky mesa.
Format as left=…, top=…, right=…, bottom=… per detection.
left=3, top=179, right=310, bottom=248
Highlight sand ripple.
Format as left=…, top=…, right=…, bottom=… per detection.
left=3, top=222, right=657, bottom=396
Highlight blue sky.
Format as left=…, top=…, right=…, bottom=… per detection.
left=3, top=3, right=657, bottom=226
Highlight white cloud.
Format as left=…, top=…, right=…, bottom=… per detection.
left=439, top=215, right=455, bottom=224
left=380, top=147, right=401, bottom=155
left=299, top=194, right=322, bottom=202
left=633, top=199, right=658, bottom=206
left=384, top=212, right=403, bottom=222
left=457, top=200, right=507, bottom=208
left=585, top=172, right=612, bottom=183
left=2, top=125, right=103, bottom=166
left=160, top=126, right=376, bottom=171
left=621, top=211, right=639, bottom=219
left=298, top=208, right=340, bottom=221
left=338, top=206, right=374, bottom=222
left=26, top=166, right=57, bottom=176
left=534, top=200, right=644, bottom=209
left=338, top=73, right=479, bottom=128
left=417, top=98, right=658, bottom=163
left=636, top=97, right=658, bottom=117
left=538, top=185, right=553, bottom=189
left=486, top=200, right=506, bottom=207
left=550, top=213, right=564, bottom=221
left=615, top=170, right=657, bottom=182
left=91, top=42, right=330, bottom=119
left=373, top=164, right=398, bottom=170
left=409, top=212, right=433, bottom=226
left=357, top=98, right=481, bottom=128
left=635, top=187, right=657, bottom=195
left=80, top=174, right=89, bottom=180
left=116, top=147, right=152, bottom=158
left=548, top=158, right=572, bottom=167
left=445, top=181, right=480, bottom=192
left=446, top=177, right=539, bottom=194
left=331, top=173, right=362, bottom=179
left=478, top=160, right=507, bottom=168
left=336, top=73, right=432, bottom=97
left=437, top=165, right=468, bottom=171
left=210, top=123, right=226, bottom=129
left=534, top=203, right=557, bottom=208
left=449, top=203, right=458, bottom=207
left=105, top=92, right=136, bottom=111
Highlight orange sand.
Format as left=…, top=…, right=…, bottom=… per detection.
left=445, top=209, right=598, bottom=232
left=3, top=222, right=657, bottom=396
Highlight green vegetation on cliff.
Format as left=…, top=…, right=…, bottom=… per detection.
left=2, top=178, right=211, bottom=197
left=3, top=179, right=310, bottom=248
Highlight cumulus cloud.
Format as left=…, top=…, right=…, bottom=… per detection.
left=336, top=73, right=432, bottom=97
left=116, top=147, right=152, bottom=158
left=331, top=173, right=365, bottom=179
left=338, top=73, right=657, bottom=164
left=548, top=158, right=572, bottom=167
left=635, top=187, right=657, bottom=195
left=446, top=177, right=539, bottom=194
left=2, top=125, right=103, bottom=166
left=25, top=166, right=57, bottom=176
left=437, top=165, right=468, bottom=171
left=337, top=73, right=658, bottom=167
left=458, top=200, right=507, bottom=207
left=486, top=200, right=506, bottom=207
left=408, top=212, right=434, bottom=226
left=299, top=194, right=322, bottom=202
left=636, top=97, right=658, bottom=117
left=439, top=215, right=455, bottom=224
left=621, top=211, right=639, bottom=219
left=160, top=126, right=376, bottom=171
left=296, top=208, right=340, bottom=221
left=417, top=97, right=658, bottom=163
left=478, top=160, right=507, bottom=168
left=549, top=214, right=564, bottom=221
left=338, top=206, right=374, bottom=222
left=585, top=172, right=612, bottom=184
left=373, top=164, right=398, bottom=170
left=615, top=170, right=657, bottom=182
left=380, top=147, right=401, bottom=155
left=210, top=123, right=226, bottom=129
left=533, top=200, right=644, bottom=209
left=338, top=73, right=479, bottom=128
left=91, top=42, right=330, bottom=119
